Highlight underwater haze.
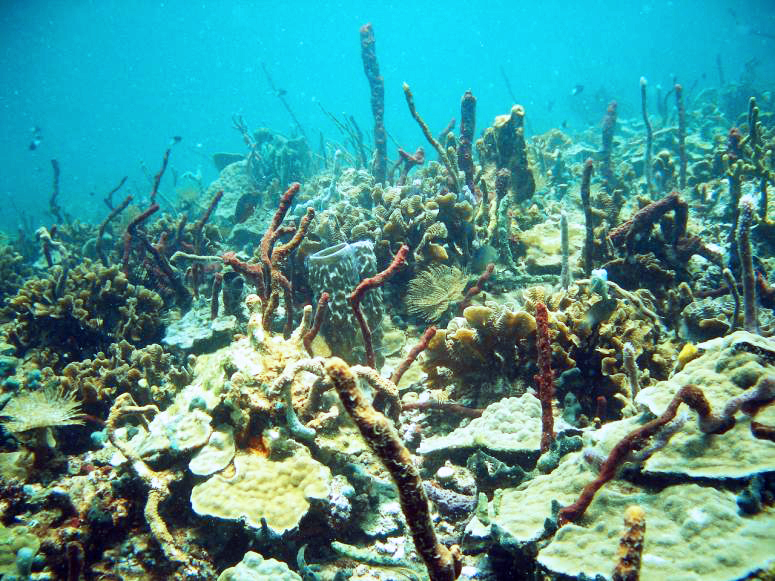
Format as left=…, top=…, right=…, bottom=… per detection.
left=1, top=0, right=775, bottom=580
left=1, top=0, right=773, bottom=229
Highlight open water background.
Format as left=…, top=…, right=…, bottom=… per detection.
left=1, top=0, right=773, bottom=231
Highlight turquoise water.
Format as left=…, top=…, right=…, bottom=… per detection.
left=1, top=2, right=774, bottom=579
left=1, top=0, right=772, bottom=231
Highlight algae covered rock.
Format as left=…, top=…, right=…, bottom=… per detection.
left=163, top=300, right=237, bottom=354
left=208, top=160, right=258, bottom=225
left=520, top=218, right=584, bottom=276
left=217, top=550, right=301, bottom=581
left=190, top=448, right=332, bottom=534
left=0, top=523, right=40, bottom=578
left=0, top=450, right=33, bottom=482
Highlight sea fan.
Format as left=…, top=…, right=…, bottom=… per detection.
left=405, top=264, right=467, bottom=322
left=0, top=386, right=85, bottom=434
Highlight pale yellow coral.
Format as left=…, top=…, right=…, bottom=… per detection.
left=190, top=449, right=331, bottom=533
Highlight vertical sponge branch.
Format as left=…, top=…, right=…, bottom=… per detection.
left=303, top=291, right=330, bottom=356
left=403, top=82, right=460, bottom=192
left=601, top=101, right=618, bottom=195
left=349, top=244, right=409, bottom=368
left=675, top=84, right=687, bottom=189
left=49, top=159, right=63, bottom=223
left=458, top=90, right=477, bottom=193
left=612, top=505, right=646, bottom=581
left=391, top=325, right=437, bottom=386
left=560, top=210, right=571, bottom=289
left=737, top=194, right=759, bottom=333
left=360, top=23, right=387, bottom=184
left=640, top=77, right=653, bottom=196
left=580, top=159, right=595, bottom=275
left=535, top=301, right=555, bottom=453
left=325, top=358, right=462, bottom=581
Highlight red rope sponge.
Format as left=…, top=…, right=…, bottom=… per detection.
left=534, top=301, right=555, bottom=453
left=349, top=244, right=409, bottom=368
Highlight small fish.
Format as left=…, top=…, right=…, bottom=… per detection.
left=276, top=88, right=287, bottom=97
left=561, top=120, right=568, bottom=129
left=171, top=135, right=182, bottom=144
left=750, top=29, right=775, bottom=40
left=571, top=84, right=584, bottom=96
left=234, top=193, right=259, bottom=223
left=28, top=126, right=42, bottom=150
left=471, top=244, right=497, bottom=274
left=580, top=298, right=618, bottom=332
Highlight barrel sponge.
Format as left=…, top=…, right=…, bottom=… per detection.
left=190, top=449, right=331, bottom=533
left=307, top=240, right=383, bottom=361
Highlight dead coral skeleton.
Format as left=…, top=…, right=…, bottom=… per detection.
left=105, top=393, right=195, bottom=571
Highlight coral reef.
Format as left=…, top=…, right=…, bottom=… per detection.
left=1, top=25, right=774, bottom=581
left=4, top=260, right=164, bottom=368
left=0, top=242, right=30, bottom=308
